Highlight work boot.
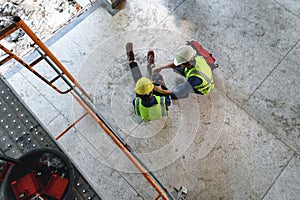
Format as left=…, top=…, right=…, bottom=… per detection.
left=126, top=42, right=135, bottom=62
left=147, top=50, right=155, bottom=73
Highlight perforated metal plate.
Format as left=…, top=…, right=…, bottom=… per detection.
left=0, top=76, right=102, bottom=200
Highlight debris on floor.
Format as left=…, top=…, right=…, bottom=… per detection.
left=0, top=0, right=81, bottom=55
left=0, top=0, right=83, bottom=74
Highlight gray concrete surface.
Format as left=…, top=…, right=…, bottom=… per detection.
left=2, top=0, right=300, bottom=199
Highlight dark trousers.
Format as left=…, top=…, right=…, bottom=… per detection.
left=129, top=61, right=168, bottom=96
left=129, top=62, right=142, bottom=83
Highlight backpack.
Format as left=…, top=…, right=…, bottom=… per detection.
left=186, top=40, right=218, bottom=70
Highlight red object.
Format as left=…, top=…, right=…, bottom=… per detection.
left=11, top=172, right=43, bottom=200
left=0, top=162, right=12, bottom=181
left=189, top=41, right=216, bottom=64
left=43, top=174, right=69, bottom=199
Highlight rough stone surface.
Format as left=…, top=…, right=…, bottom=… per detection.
left=1, top=0, right=300, bottom=199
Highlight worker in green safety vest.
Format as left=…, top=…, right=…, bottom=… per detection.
left=152, top=45, right=214, bottom=99
left=133, top=77, right=171, bottom=121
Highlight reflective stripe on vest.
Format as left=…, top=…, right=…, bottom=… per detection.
left=134, top=98, right=141, bottom=116
left=184, top=56, right=214, bottom=95
left=134, top=96, right=167, bottom=121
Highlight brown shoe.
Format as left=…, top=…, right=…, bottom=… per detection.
left=126, top=42, right=135, bottom=61
left=147, top=50, right=154, bottom=64
left=147, top=50, right=155, bottom=71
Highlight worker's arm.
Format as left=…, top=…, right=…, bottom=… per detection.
left=171, top=77, right=202, bottom=99
left=152, top=63, right=176, bottom=73
left=153, top=85, right=173, bottom=95
left=171, top=81, right=194, bottom=99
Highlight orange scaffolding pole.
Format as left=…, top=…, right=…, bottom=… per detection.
left=13, top=16, right=91, bottom=99
left=55, top=111, right=88, bottom=140
left=71, top=91, right=170, bottom=200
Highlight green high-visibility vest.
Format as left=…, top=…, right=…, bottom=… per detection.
left=184, top=56, right=214, bottom=95
left=134, top=96, right=168, bottom=121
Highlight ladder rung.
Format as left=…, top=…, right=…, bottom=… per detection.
left=0, top=23, right=19, bottom=40
left=50, top=74, right=63, bottom=83
left=29, top=56, right=44, bottom=67
left=0, top=55, right=13, bottom=66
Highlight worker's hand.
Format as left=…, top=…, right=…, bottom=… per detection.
left=154, top=84, right=163, bottom=92
left=154, top=85, right=172, bottom=95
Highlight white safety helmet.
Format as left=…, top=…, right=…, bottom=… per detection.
left=173, top=45, right=196, bottom=66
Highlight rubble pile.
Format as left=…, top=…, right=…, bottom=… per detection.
left=0, top=0, right=80, bottom=57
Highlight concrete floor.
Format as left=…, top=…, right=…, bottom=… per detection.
left=2, top=0, right=300, bottom=199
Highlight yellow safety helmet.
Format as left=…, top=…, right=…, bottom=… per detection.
left=135, top=77, right=154, bottom=95
left=174, top=45, right=196, bottom=66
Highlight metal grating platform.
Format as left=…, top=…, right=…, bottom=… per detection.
left=0, top=75, right=102, bottom=200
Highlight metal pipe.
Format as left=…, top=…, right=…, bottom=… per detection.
left=13, top=16, right=91, bottom=99
left=69, top=87, right=174, bottom=200
left=71, top=91, right=172, bottom=200
left=56, top=112, right=88, bottom=140
left=154, top=194, right=162, bottom=200
left=0, top=43, right=70, bottom=94
left=0, top=23, right=19, bottom=40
